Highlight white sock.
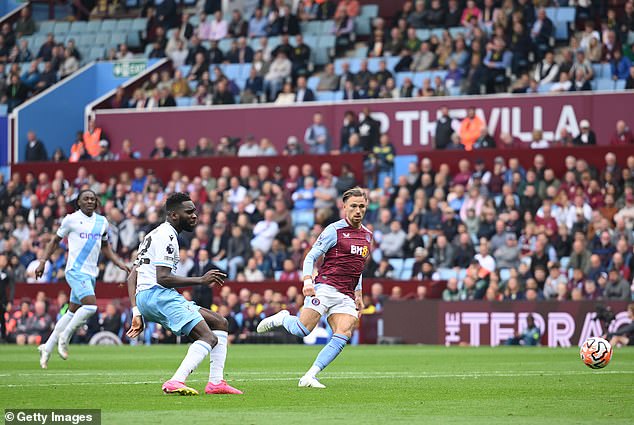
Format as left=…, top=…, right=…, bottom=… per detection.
left=307, top=365, right=321, bottom=378
left=172, top=340, right=212, bottom=383
left=209, top=330, right=228, bottom=384
left=59, top=305, right=98, bottom=345
left=44, top=312, right=75, bottom=353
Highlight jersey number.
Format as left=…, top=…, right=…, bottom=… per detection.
left=136, top=236, right=152, bottom=265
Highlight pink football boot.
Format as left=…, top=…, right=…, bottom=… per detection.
left=205, top=380, right=243, bottom=395
left=162, top=380, right=199, bottom=396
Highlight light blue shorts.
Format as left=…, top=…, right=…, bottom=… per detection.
left=136, top=286, right=204, bottom=336
left=66, top=270, right=96, bottom=304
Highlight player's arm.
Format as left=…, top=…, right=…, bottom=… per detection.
left=155, top=265, right=226, bottom=288
left=302, top=225, right=337, bottom=296
left=126, top=265, right=144, bottom=338
left=35, top=234, right=62, bottom=279
left=101, top=240, right=131, bottom=273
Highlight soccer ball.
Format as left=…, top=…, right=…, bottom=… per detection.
left=580, top=337, right=613, bottom=369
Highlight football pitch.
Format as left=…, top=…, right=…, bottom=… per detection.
left=1, top=345, right=633, bottom=424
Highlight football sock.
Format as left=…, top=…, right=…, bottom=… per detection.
left=282, top=315, right=310, bottom=338
left=172, top=340, right=212, bottom=383
left=44, top=312, right=75, bottom=353
left=209, top=331, right=228, bottom=384
left=59, top=305, right=98, bottom=344
left=308, top=333, right=349, bottom=377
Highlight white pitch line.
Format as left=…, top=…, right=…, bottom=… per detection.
left=1, top=370, right=633, bottom=388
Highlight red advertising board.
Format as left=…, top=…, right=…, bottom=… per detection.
left=93, top=92, right=634, bottom=156
left=382, top=300, right=631, bottom=347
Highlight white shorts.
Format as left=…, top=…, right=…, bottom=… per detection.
left=304, top=284, right=357, bottom=318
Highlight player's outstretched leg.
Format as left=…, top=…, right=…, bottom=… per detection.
left=58, top=300, right=98, bottom=360
left=162, top=321, right=218, bottom=396
left=257, top=309, right=291, bottom=333
left=299, top=313, right=356, bottom=389
left=199, top=309, right=243, bottom=394
left=38, top=311, right=75, bottom=368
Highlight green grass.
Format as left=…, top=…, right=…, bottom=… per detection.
left=1, top=345, right=633, bottom=424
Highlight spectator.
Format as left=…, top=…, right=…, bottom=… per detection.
left=304, top=112, right=331, bottom=154
left=251, top=209, right=279, bottom=254
left=610, top=120, right=634, bottom=145
left=209, top=10, right=228, bottom=40
left=459, top=107, right=485, bottom=151
left=573, top=120, right=597, bottom=145
left=24, top=131, right=48, bottom=162
left=264, top=51, right=292, bottom=101
left=149, top=136, right=172, bottom=159
left=237, top=135, right=261, bottom=157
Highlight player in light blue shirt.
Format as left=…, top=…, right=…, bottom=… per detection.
left=37, top=189, right=129, bottom=368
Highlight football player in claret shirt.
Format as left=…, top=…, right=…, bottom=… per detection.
left=258, top=187, right=373, bottom=388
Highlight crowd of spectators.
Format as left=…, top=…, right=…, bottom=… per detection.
left=98, top=0, right=634, bottom=108
left=0, top=8, right=87, bottom=112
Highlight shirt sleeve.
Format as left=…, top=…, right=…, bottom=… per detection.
left=302, top=224, right=338, bottom=278
left=152, top=231, right=176, bottom=269
left=101, top=220, right=109, bottom=241
left=56, top=215, right=71, bottom=239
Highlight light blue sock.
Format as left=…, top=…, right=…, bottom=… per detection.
left=310, top=333, right=349, bottom=375
left=282, top=315, right=310, bottom=337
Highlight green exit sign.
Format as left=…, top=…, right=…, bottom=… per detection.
left=113, top=61, right=147, bottom=78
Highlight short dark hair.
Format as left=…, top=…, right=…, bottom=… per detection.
left=75, top=189, right=97, bottom=210
left=343, top=187, right=367, bottom=203
left=166, top=192, right=191, bottom=212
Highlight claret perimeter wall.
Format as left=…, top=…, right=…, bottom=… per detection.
left=383, top=301, right=631, bottom=347
left=92, top=92, right=634, bottom=156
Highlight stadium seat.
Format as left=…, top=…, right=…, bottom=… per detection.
left=221, top=63, right=242, bottom=80
left=629, top=31, right=634, bottom=45
left=396, top=72, right=415, bottom=87
left=388, top=259, right=404, bottom=278
left=437, top=268, right=457, bottom=281
left=101, top=20, right=117, bottom=32
left=53, top=22, right=70, bottom=35
left=131, top=18, right=148, bottom=32
left=274, top=271, right=283, bottom=281
left=386, top=56, right=399, bottom=72
left=557, top=7, right=576, bottom=22
left=0, top=103, right=8, bottom=116
left=595, top=79, right=615, bottom=91
left=537, top=83, right=553, bottom=93
left=415, top=29, right=430, bottom=41
left=360, top=5, right=379, bottom=18
left=238, top=63, right=252, bottom=79
left=176, top=97, right=192, bottom=107
left=69, top=21, right=88, bottom=34
left=499, top=268, right=511, bottom=282
left=430, top=29, right=444, bottom=39
left=615, top=80, right=626, bottom=90
left=600, top=63, right=612, bottom=79
left=88, top=47, right=105, bottom=62
left=76, top=34, right=97, bottom=47
left=110, top=33, right=127, bottom=49
left=127, top=32, right=142, bottom=48
left=86, top=20, right=102, bottom=33
left=302, top=21, right=321, bottom=35
left=448, top=27, right=467, bottom=39
left=218, top=38, right=233, bottom=52
left=320, top=20, right=335, bottom=34
left=333, top=91, right=344, bottom=100
left=38, top=21, right=55, bottom=34
left=401, top=258, right=416, bottom=279
left=355, top=18, right=372, bottom=36
left=560, top=257, right=570, bottom=270
left=394, top=155, right=417, bottom=180
left=367, top=57, right=382, bottom=72
left=354, top=45, right=369, bottom=57
left=316, top=91, right=336, bottom=101
left=448, top=86, right=461, bottom=96
left=307, top=76, right=319, bottom=91
left=117, top=19, right=134, bottom=31
left=95, top=32, right=112, bottom=47
left=312, top=47, right=330, bottom=66
left=318, top=34, right=336, bottom=48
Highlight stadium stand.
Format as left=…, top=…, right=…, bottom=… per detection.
left=2, top=0, right=634, bottom=345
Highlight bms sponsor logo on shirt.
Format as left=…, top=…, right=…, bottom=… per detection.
left=351, top=245, right=369, bottom=258
left=79, top=232, right=103, bottom=240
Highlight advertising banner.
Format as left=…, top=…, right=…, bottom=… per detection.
left=93, top=92, right=633, bottom=156
left=383, top=300, right=631, bottom=347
